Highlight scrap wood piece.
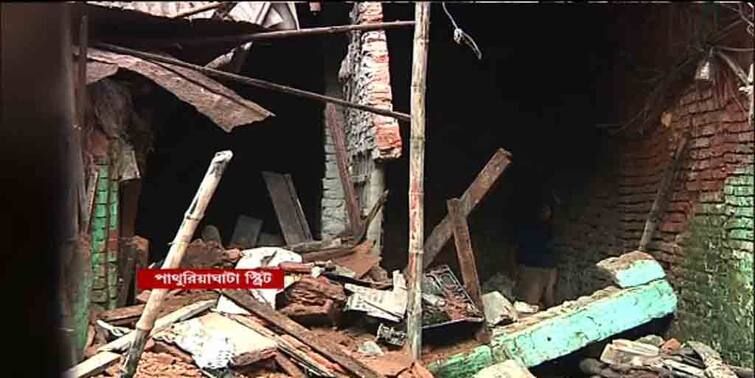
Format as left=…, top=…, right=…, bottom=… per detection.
left=325, top=103, right=362, bottom=234
left=596, top=251, right=666, bottom=288
left=84, top=48, right=272, bottom=132
left=301, top=240, right=373, bottom=263
left=289, top=238, right=343, bottom=253
left=363, top=351, right=414, bottom=377
left=263, top=171, right=313, bottom=245
left=117, top=236, right=148, bottom=307
left=230, top=215, right=263, bottom=249
left=355, top=189, right=390, bottom=244
left=222, top=289, right=386, bottom=378
left=416, top=148, right=512, bottom=271
left=98, top=299, right=215, bottom=353
left=447, top=198, right=490, bottom=343
left=687, top=341, right=738, bottom=378
left=230, top=315, right=336, bottom=377
left=64, top=351, right=120, bottom=378
left=275, top=351, right=308, bottom=378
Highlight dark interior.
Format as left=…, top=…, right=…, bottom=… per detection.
left=135, top=14, right=325, bottom=261
left=378, top=3, right=622, bottom=276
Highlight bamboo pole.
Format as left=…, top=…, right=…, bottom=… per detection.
left=406, top=2, right=430, bottom=361
left=94, top=43, right=411, bottom=122
left=120, top=151, right=233, bottom=378
left=131, top=21, right=416, bottom=48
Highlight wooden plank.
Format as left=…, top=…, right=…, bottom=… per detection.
left=275, top=352, right=308, bottom=378
left=64, top=351, right=120, bottom=378
left=222, top=289, right=385, bottom=378
left=447, top=198, right=490, bottom=343
left=262, top=171, right=313, bottom=245
left=116, top=237, right=142, bottom=307
left=417, top=148, right=511, bottom=271
left=229, top=215, right=263, bottom=249
left=325, top=103, right=362, bottom=234
left=230, top=315, right=336, bottom=377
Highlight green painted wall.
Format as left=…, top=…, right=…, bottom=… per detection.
left=90, top=160, right=120, bottom=311
left=672, top=166, right=754, bottom=368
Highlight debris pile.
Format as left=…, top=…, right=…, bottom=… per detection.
left=581, top=335, right=753, bottom=378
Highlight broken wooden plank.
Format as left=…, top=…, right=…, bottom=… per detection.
left=596, top=251, right=666, bottom=288
left=417, top=148, right=511, bottom=271
left=325, top=103, right=362, bottom=234
left=447, top=198, right=490, bottom=343
left=222, top=289, right=385, bottom=378
left=64, top=351, right=120, bottom=378
left=275, top=352, right=308, bottom=378
left=99, top=303, right=145, bottom=326
left=263, top=171, right=313, bottom=245
left=98, top=299, right=215, bottom=353
left=230, top=215, right=263, bottom=249
left=230, top=315, right=336, bottom=377
left=288, top=238, right=342, bottom=253
left=355, top=189, right=390, bottom=244
left=428, top=278, right=678, bottom=377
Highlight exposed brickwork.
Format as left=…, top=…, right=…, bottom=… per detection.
left=555, top=80, right=754, bottom=366
left=321, top=2, right=399, bottom=249
left=90, top=158, right=120, bottom=311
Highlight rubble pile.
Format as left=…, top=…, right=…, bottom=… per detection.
left=581, top=335, right=753, bottom=378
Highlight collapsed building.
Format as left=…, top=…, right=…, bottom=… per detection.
left=54, top=2, right=753, bottom=378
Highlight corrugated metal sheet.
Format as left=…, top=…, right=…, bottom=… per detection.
left=85, top=48, right=273, bottom=132
left=87, top=2, right=299, bottom=30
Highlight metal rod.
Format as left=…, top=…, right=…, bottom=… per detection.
left=129, top=21, right=415, bottom=47
left=406, top=1, right=430, bottom=361
left=94, top=43, right=411, bottom=122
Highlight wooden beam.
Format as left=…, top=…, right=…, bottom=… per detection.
left=121, top=151, right=233, bottom=378
left=325, top=104, right=362, bottom=235
left=411, top=148, right=511, bottom=272
left=171, top=3, right=223, bottom=18
left=638, top=133, right=689, bottom=252
left=94, top=43, right=411, bottom=122
left=407, top=1, right=431, bottom=361
left=222, top=289, right=385, bottom=378
left=447, top=198, right=490, bottom=344
left=262, top=171, right=313, bottom=245
left=131, top=21, right=416, bottom=47
left=64, top=351, right=120, bottom=378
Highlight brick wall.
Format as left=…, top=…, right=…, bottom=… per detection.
left=89, top=157, right=120, bottom=311
left=555, top=80, right=753, bottom=366
left=321, top=2, right=401, bottom=252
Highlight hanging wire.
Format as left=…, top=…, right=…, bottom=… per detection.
left=442, top=2, right=482, bottom=60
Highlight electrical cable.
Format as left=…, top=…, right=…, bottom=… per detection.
left=442, top=2, right=482, bottom=60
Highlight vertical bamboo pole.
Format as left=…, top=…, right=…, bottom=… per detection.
left=121, top=151, right=233, bottom=378
left=407, top=1, right=430, bottom=361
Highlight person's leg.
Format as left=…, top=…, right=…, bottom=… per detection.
left=543, top=268, right=558, bottom=308
left=516, top=265, right=546, bottom=306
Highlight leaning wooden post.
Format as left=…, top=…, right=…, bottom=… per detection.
left=447, top=198, right=490, bottom=343
left=407, top=1, right=430, bottom=361
left=638, top=133, right=689, bottom=252
left=120, top=151, right=233, bottom=378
